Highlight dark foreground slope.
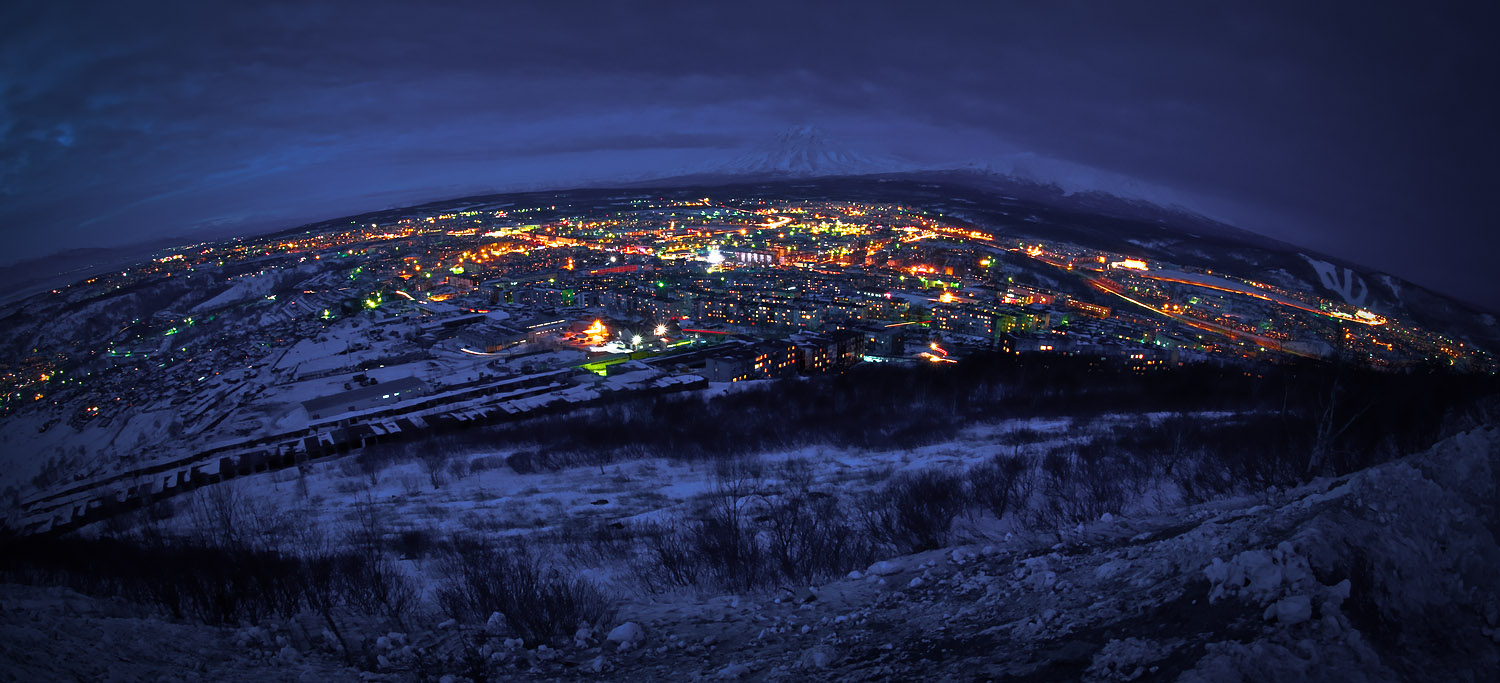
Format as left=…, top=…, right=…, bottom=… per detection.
left=514, top=425, right=1500, bottom=682
left=3, top=425, right=1498, bottom=681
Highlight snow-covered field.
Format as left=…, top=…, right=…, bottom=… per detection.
left=119, top=412, right=1141, bottom=557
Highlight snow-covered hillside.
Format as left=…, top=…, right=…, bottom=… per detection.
left=4, top=423, right=1497, bottom=681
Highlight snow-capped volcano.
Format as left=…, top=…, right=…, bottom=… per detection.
left=713, top=126, right=912, bottom=177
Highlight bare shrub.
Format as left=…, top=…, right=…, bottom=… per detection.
left=418, top=448, right=451, bottom=489
left=553, top=518, right=635, bottom=566
left=339, top=501, right=418, bottom=629
left=775, top=457, right=817, bottom=492
left=1034, top=451, right=1128, bottom=526
left=763, top=493, right=873, bottom=583
left=393, top=528, right=434, bottom=559
left=336, top=553, right=417, bottom=630
left=687, top=492, right=768, bottom=591
left=967, top=453, right=1035, bottom=520
left=861, top=469, right=970, bottom=553
left=635, top=489, right=871, bottom=593
left=634, top=521, right=705, bottom=592
left=434, top=538, right=613, bottom=645
left=468, top=455, right=504, bottom=473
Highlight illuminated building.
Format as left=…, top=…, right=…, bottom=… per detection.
left=794, top=330, right=865, bottom=373
left=1067, top=299, right=1111, bottom=318
left=932, top=301, right=1047, bottom=342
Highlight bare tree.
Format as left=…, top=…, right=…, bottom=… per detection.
left=1308, top=376, right=1372, bottom=476
left=419, top=448, right=451, bottom=489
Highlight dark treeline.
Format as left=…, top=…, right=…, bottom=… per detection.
left=470, top=353, right=1497, bottom=481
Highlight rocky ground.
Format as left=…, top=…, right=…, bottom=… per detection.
left=4, top=427, right=1498, bottom=682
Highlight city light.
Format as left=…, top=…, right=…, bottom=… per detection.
left=1109, top=258, right=1149, bottom=271
left=4, top=189, right=1487, bottom=531
left=585, top=319, right=609, bottom=344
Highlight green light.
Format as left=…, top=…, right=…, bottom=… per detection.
left=450, top=265, right=465, bottom=274
left=164, top=327, right=178, bottom=336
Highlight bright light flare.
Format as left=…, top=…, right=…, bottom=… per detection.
left=584, top=319, right=609, bottom=343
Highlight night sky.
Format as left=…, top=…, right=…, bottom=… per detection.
left=4, top=1, right=1497, bottom=309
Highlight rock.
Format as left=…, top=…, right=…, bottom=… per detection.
left=802, top=645, right=839, bottom=669
left=846, top=570, right=864, bottom=580
left=1267, top=594, right=1313, bottom=625
left=607, top=621, right=645, bottom=650
left=485, top=611, right=506, bottom=635
left=868, top=560, right=902, bottom=576
left=717, top=662, right=751, bottom=679
left=574, top=626, right=596, bottom=648
left=1095, top=559, right=1129, bottom=580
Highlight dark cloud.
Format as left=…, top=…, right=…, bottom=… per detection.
left=2, top=1, right=1497, bottom=308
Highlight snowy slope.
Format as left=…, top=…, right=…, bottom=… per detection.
left=557, top=426, right=1500, bottom=681
left=0, top=584, right=361, bottom=682
left=6, top=425, right=1497, bottom=680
